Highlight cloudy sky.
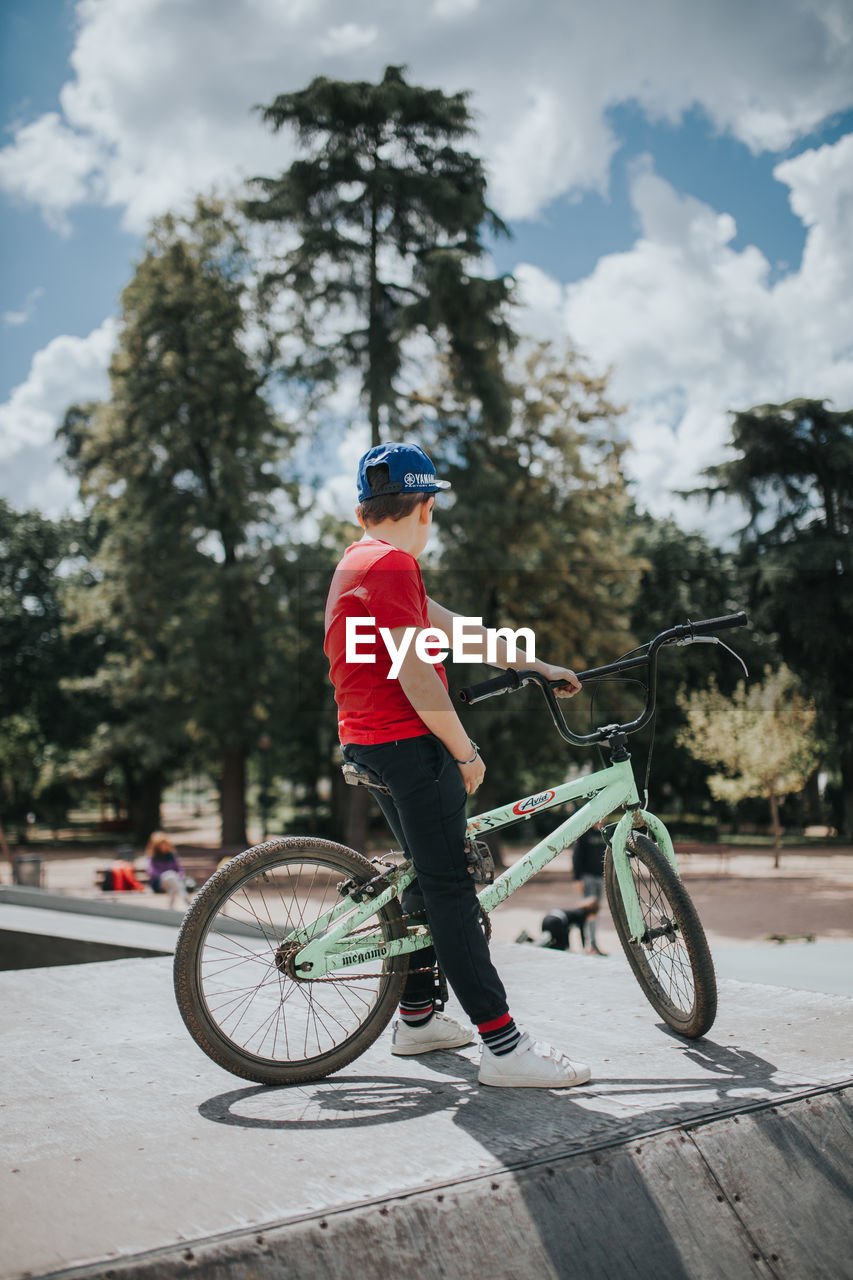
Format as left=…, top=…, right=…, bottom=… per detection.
left=2, top=0, right=852, bottom=536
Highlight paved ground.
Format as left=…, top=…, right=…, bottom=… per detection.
left=7, top=825, right=853, bottom=998
left=2, top=940, right=851, bottom=1279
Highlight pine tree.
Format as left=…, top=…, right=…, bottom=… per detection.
left=696, top=398, right=853, bottom=835
left=425, top=342, right=644, bottom=846
left=245, top=64, right=515, bottom=443
left=59, top=199, right=291, bottom=845
left=0, top=502, right=90, bottom=837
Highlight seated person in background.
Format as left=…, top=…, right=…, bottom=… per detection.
left=516, top=898, right=600, bottom=952
left=145, top=831, right=190, bottom=909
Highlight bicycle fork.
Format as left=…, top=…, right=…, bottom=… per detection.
left=609, top=807, right=679, bottom=943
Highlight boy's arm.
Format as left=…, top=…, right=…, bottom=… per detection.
left=390, top=627, right=485, bottom=795
left=426, top=598, right=582, bottom=695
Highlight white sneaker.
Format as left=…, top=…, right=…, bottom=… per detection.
left=478, top=1033, right=591, bottom=1088
left=391, top=1011, right=476, bottom=1056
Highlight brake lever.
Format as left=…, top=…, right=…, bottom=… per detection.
left=675, top=635, right=749, bottom=678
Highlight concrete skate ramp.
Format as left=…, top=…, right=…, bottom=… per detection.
left=2, top=935, right=851, bottom=1280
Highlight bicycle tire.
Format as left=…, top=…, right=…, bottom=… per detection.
left=173, top=837, right=408, bottom=1085
left=604, top=831, right=717, bottom=1038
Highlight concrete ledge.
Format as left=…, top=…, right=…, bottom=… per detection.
left=0, top=901, right=183, bottom=960
left=0, top=884, right=187, bottom=928
left=3, top=944, right=851, bottom=1279
left=33, top=1084, right=851, bottom=1280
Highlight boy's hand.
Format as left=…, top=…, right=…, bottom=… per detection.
left=458, top=753, right=486, bottom=795
left=536, top=662, right=582, bottom=698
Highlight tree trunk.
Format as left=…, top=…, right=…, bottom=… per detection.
left=344, top=785, right=369, bottom=854
left=803, top=769, right=824, bottom=827
left=0, top=818, right=13, bottom=875
left=769, top=787, right=782, bottom=869
left=221, top=748, right=248, bottom=847
left=367, top=166, right=381, bottom=447
left=840, top=747, right=853, bottom=842
left=126, top=769, right=163, bottom=847
left=330, top=764, right=350, bottom=838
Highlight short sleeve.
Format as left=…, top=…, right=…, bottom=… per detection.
left=359, top=548, right=427, bottom=631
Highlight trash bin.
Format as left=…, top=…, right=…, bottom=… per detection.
left=13, top=855, right=44, bottom=888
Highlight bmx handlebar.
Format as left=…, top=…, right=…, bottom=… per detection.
left=457, top=611, right=748, bottom=746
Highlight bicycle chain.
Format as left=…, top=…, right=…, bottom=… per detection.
left=278, top=853, right=492, bottom=984
left=290, top=904, right=492, bottom=985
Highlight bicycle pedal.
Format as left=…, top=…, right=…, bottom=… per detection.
left=341, top=763, right=391, bottom=794
left=465, top=837, right=495, bottom=885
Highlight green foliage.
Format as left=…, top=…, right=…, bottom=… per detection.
left=427, top=342, right=644, bottom=810
left=0, top=501, right=93, bottom=825
left=696, top=397, right=853, bottom=834
left=627, top=516, right=768, bottom=817
left=678, top=665, right=822, bottom=850
left=57, top=199, right=294, bottom=843
left=245, top=64, right=515, bottom=441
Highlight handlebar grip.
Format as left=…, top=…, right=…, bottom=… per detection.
left=458, top=669, right=523, bottom=705
left=688, top=611, right=748, bottom=636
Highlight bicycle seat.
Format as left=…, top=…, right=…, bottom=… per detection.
left=341, top=763, right=391, bottom=794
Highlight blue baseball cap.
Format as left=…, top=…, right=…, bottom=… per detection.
left=357, top=442, right=451, bottom=502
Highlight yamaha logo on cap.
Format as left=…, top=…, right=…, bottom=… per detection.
left=357, top=443, right=452, bottom=502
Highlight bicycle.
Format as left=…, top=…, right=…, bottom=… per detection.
left=173, top=611, right=748, bottom=1085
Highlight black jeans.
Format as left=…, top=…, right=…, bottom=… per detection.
left=341, top=735, right=508, bottom=1025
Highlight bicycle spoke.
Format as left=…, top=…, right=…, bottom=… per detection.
left=606, top=832, right=716, bottom=1039
left=193, top=852, right=398, bottom=1068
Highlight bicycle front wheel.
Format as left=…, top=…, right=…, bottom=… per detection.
left=173, top=837, right=408, bottom=1085
left=604, top=832, right=717, bottom=1038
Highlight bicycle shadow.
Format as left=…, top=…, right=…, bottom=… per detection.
left=198, top=1034, right=810, bottom=1140
left=196, top=1034, right=830, bottom=1278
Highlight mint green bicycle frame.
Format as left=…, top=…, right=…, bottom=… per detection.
left=288, top=611, right=751, bottom=980
left=291, top=757, right=678, bottom=979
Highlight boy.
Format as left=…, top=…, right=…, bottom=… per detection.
left=324, top=442, right=591, bottom=1088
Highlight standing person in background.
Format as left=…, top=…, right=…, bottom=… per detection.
left=145, top=831, right=190, bottom=909
left=572, top=821, right=607, bottom=955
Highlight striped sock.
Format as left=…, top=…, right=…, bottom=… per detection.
left=399, top=998, right=434, bottom=1027
left=478, top=1012, right=521, bottom=1056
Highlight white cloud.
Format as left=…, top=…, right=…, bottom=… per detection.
left=2, top=0, right=853, bottom=231
left=316, top=419, right=371, bottom=522
left=3, top=287, right=45, bottom=328
left=319, top=23, right=378, bottom=56
left=0, top=114, right=101, bottom=233
left=432, top=0, right=479, bottom=19
left=0, top=319, right=117, bottom=512
left=534, top=132, right=853, bottom=534
left=2, top=0, right=853, bottom=532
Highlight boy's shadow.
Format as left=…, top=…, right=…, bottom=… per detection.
left=198, top=1034, right=803, bottom=1147
left=196, top=1036, right=830, bottom=1278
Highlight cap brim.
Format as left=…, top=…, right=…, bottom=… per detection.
left=432, top=479, right=451, bottom=490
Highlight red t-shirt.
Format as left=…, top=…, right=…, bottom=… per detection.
left=324, top=539, right=449, bottom=744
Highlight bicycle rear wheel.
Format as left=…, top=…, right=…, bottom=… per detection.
left=604, top=831, right=717, bottom=1038
left=173, top=837, right=408, bottom=1085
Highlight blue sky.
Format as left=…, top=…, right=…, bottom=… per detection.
left=2, top=0, right=853, bottom=534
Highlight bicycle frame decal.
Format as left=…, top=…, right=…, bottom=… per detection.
left=476, top=762, right=636, bottom=914
left=512, top=790, right=556, bottom=815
